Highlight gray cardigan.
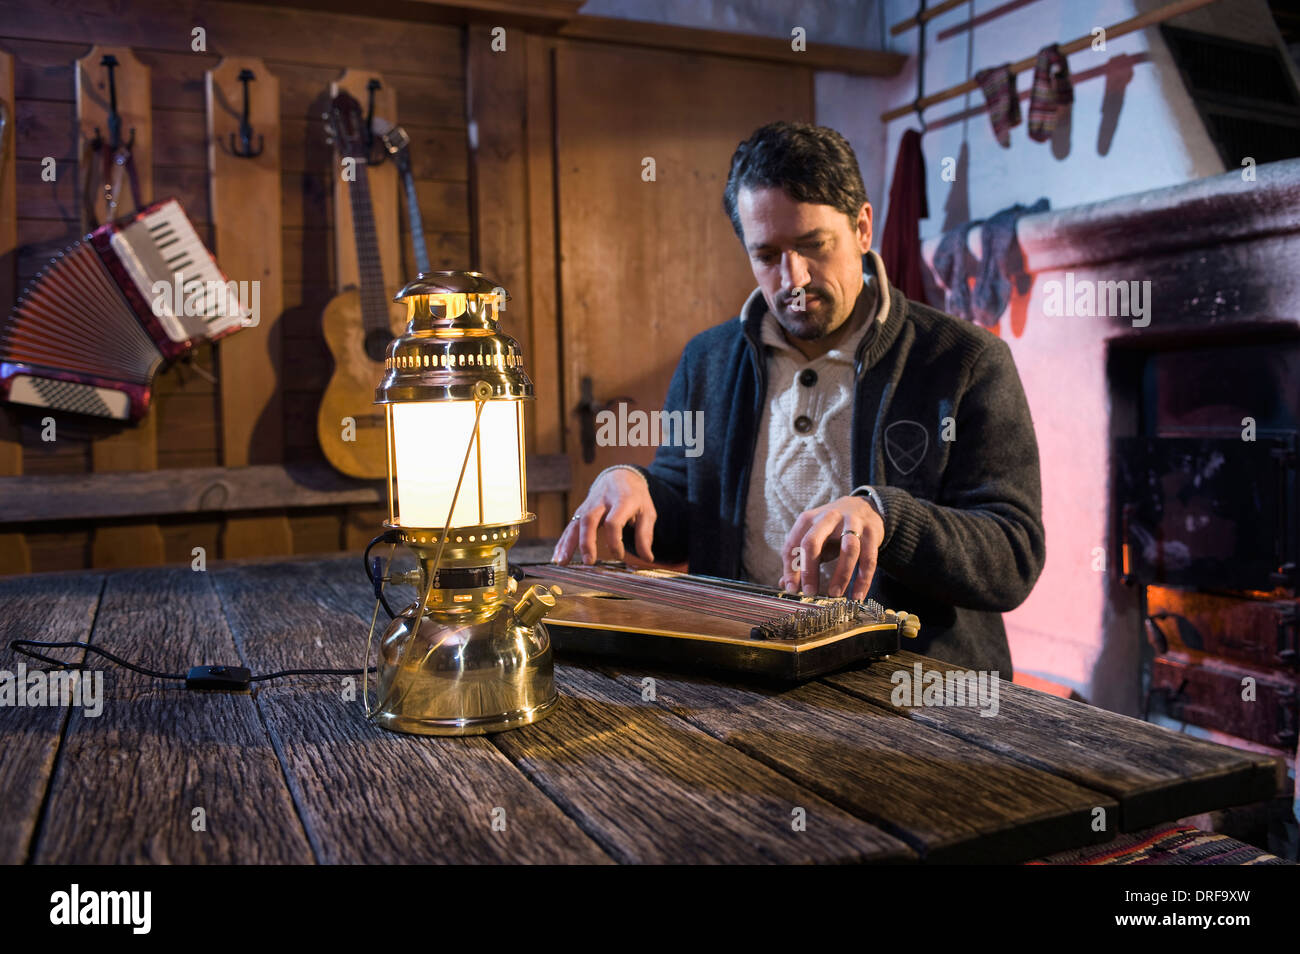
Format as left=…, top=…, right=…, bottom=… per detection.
left=632, top=270, right=1046, bottom=675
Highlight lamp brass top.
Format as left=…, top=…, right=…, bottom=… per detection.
left=376, top=271, right=533, bottom=404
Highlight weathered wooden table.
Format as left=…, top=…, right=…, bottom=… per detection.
left=0, top=553, right=1285, bottom=864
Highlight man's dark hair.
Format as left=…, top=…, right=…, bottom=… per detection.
left=723, top=122, right=869, bottom=241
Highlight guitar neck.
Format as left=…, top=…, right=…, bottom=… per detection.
left=345, top=166, right=390, bottom=335
left=398, top=159, right=431, bottom=275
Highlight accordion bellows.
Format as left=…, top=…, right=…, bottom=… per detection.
left=1, top=199, right=249, bottom=421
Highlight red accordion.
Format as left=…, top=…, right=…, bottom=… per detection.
left=1, top=199, right=249, bottom=421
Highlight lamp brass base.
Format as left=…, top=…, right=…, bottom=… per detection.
left=372, top=583, right=559, bottom=736
left=373, top=694, right=560, bottom=737
left=367, top=522, right=561, bottom=736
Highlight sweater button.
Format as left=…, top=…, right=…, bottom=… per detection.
left=793, top=415, right=813, bottom=434
left=798, top=368, right=818, bottom=387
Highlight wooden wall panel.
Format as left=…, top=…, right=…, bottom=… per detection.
left=523, top=35, right=565, bottom=539
left=289, top=511, right=343, bottom=555
left=467, top=25, right=531, bottom=524
left=553, top=42, right=814, bottom=498
left=208, top=54, right=294, bottom=558
left=76, top=45, right=166, bottom=568
left=0, top=1, right=469, bottom=79
left=75, top=47, right=152, bottom=249
left=0, top=49, right=30, bottom=574
left=24, top=528, right=90, bottom=573
left=0, top=0, right=471, bottom=573
left=466, top=28, right=567, bottom=540
left=0, top=50, right=14, bottom=316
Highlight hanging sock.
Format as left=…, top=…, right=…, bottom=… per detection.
left=971, top=198, right=1050, bottom=328
left=1028, top=43, right=1074, bottom=142
left=932, top=221, right=981, bottom=324
left=974, top=63, right=1021, bottom=148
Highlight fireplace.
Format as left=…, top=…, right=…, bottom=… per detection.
left=979, top=156, right=1300, bottom=764
left=1112, top=333, right=1299, bottom=750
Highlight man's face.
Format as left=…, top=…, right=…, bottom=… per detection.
left=737, top=186, right=873, bottom=340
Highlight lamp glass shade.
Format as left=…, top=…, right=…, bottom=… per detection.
left=389, top=398, right=526, bottom=529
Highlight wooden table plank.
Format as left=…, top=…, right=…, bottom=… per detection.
left=313, top=556, right=910, bottom=862
left=825, top=651, right=1286, bottom=832
left=493, top=663, right=915, bottom=863
left=31, top=568, right=313, bottom=863
left=597, top=664, right=1119, bottom=863
left=0, top=572, right=103, bottom=863
left=6, top=554, right=1283, bottom=865
left=211, top=558, right=614, bottom=864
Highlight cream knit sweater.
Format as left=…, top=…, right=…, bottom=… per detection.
left=741, top=272, right=880, bottom=589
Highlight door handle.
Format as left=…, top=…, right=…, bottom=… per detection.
left=574, top=376, right=636, bottom=464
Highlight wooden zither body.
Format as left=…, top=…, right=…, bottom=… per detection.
left=521, top=563, right=918, bottom=680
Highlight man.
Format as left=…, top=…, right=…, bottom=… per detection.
left=551, top=122, right=1045, bottom=673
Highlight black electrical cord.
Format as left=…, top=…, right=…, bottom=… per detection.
left=6, top=531, right=411, bottom=691
left=250, top=667, right=375, bottom=682
left=10, top=639, right=186, bottom=680
left=7, top=639, right=375, bottom=690
left=364, top=529, right=403, bottom=619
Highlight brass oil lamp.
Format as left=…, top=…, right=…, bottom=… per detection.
left=367, top=271, right=560, bottom=735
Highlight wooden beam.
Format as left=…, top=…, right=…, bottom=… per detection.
left=558, top=16, right=905, bottom=76
left=237, top=0, right=584, bottom=29
left=0, top=456, right=571, bottom=524
left=401, top=0, right=582, bottom=20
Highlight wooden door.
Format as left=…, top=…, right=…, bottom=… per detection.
left=554, top=42, right=812, bottom=498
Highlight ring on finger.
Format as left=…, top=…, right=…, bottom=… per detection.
left=841, top=528, right=860, bottom=538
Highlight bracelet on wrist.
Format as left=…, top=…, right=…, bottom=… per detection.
left=851, top=484, right=886, bottom=520
left=596, top=464, right=647, bottom=485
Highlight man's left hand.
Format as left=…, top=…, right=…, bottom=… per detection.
left=780, top=495, right=884, bottom=599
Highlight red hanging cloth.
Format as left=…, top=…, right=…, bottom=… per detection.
left=880, top=128, right=929, bottom=301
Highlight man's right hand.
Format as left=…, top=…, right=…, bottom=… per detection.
left=550, top=467, right=657, bottom=565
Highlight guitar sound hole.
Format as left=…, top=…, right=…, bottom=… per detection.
left=364, top=329, right=391, bottom=363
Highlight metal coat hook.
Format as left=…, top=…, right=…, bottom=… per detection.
left=229, top=69, right=265, bottom=158
left=366, top=77, right=384, bottom=165
left=365, top=78, right=380, bottom=151
left=94, top=54, right=135, bottom=152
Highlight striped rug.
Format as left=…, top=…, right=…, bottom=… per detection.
left=1029, top=825, right=1292, bottom=865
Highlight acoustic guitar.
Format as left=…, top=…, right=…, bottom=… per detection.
left=317, top=91, right=404, bottom=479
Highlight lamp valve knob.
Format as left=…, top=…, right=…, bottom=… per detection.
left=512, top=583, right=560, bottom=629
